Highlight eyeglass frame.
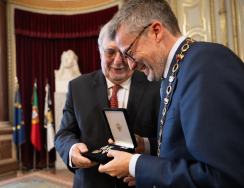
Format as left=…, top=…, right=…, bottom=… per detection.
left=102, top=47, right=127, bottom=60
left=124, top=23, right=152, bottom=62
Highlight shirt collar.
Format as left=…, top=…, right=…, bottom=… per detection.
left=106, top=76, right=132, bottom=90
left=163, top=36, right=187, bottom=78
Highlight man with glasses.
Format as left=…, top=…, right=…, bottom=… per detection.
left=98, top=0, right=244, bottom=187
left=54, top=21, right=161, bottom=188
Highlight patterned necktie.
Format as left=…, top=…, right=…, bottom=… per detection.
left=110, top=85, right=121, bottom=108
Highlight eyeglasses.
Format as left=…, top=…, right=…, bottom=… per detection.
left=124, top=23, right=152, bottom=62
left=103, top=48, right=127, bottom=61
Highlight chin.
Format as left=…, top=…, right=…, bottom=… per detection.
left=146, top=75, right=155, bottom=82
left=110, top=74, right=124, bottom=80
left=110, top=72, right=126, bottom=79
left=147, top=71, right=162, bottom=81
left=112, top=76, right=126, bottom=81
left=145, top=70, right=156, bottom=81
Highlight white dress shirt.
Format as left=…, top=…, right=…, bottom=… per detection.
left=129, top=36, right=187, bottom=177
left=69, top=76, right=132, bottom=168
left=106, top=77, right=131, bottom=108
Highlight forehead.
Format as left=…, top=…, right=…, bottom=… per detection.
left=115, top=25, right=135, bottom=53
left=102, top=39, right=119, bottom=49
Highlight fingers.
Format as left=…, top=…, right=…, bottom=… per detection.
left=124, top=175, right=136, bottom=186
left=108, top=138, right=114, bottom=144
left=98, top=161, right=123, bottom=178
left=128, top=181, right=136, bottom=186
left=71, top=143, right=98, bottom=168
left=99, top=150, right=132, bottom=178
left=134, top=134, right=145, bottom=154
left=98, top=164, right=106, bottom=173
left=107, top=149, right=116, bottom=157
left=73, top=154, right=98, bottom=168
left=77, top=143, right=89, bottom=153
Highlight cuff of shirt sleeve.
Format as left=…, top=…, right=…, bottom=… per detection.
left=69, top=143, right=78, bottom=168
left=143, top=137, right=150, bottom=155
left=129, top=154, right=141, bottom=177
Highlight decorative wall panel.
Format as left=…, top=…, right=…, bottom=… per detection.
left=0, top=140, right=12, bottom=160
left=0, top=134, right=16, bottom=165
left=177, top=0, right=212, bottom=42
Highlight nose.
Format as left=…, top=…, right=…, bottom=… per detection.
left=127, top=59, right=137, bottom=70
left=113, top=52, right=122, bottom=65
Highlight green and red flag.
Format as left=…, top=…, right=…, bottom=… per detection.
left=31, top=80, right=41, bottom=151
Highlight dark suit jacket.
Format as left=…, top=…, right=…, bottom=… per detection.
left=54, top=70, right=161, bottom=188
left=135, top=41, right=244, bottom=187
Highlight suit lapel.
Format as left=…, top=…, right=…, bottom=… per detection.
left=127, top=71, right=146, bottom=128
left=93, top=70, right=110, bottom=109
left=162, top=39, right=188, bottom=110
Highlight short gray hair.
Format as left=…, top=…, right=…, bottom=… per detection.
left=98, top=21, right=110, bottom=52
left=108, top=0, right=181, bottom=40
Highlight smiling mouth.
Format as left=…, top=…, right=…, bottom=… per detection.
left=111, top=67, right=125, bottom=70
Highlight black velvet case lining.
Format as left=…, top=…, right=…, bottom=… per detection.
left=82, top=144, right=135, bottom=164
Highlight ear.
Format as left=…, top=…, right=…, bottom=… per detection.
left=148, top=21, right=164, bottom=43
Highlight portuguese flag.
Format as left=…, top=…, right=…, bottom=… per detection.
left=31, top=81, right=41, bottom=151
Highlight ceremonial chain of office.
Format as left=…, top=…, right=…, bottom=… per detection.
left=157, top=38, right=196, bottom=157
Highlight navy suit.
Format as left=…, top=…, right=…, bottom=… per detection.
left=135, top=41, right=244, bottom=187
left=54, top=70, right=161, bottom=188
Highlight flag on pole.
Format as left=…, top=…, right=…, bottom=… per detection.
left=44, top=81, right=55, bottom=152
left=31, top=79, right=41, bottom=151
left=13, top=79, right=26, bottom=146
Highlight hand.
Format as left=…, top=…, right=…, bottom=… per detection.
left=71, top=143, right=98, bottom=168
left=98, top=150, right=133, bottom=178
left=134, top=134, right=145, bottom=154
left=124, top=175, right=136, bottom=186
left=108, top=138, right=114, bottom=144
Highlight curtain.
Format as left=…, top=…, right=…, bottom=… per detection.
left=15, top=6, right=118, bottom=168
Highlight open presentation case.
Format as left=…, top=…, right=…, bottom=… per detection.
left=82, top=108, right=137, bottom=164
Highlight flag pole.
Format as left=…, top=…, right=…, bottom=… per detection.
left=46, top=148, right=50, bottom=171
left=32, top=147, right=37, bottom=171
left=17, top=145, right=23, bottom=176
